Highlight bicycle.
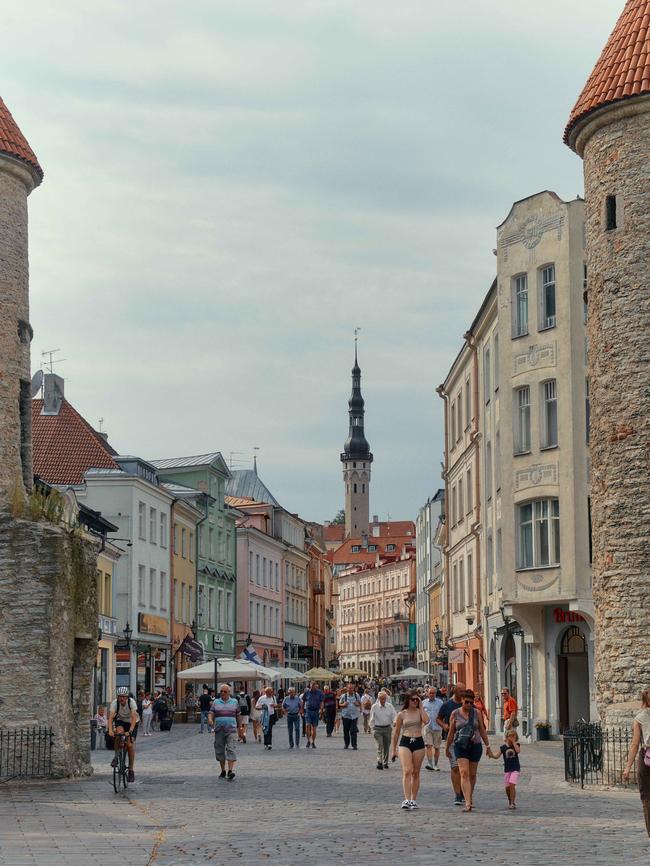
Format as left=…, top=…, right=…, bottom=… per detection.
left=112, top=732, right=130, bottom=793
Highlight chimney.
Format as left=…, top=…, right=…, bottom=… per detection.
left=372, top=514, right=379, bottom=524
left=41, top=374, right=64, bottom=416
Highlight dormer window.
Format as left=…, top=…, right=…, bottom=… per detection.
left=351, top=545, right=361, bottom=553
left=386, top=543, right=396, bottom=552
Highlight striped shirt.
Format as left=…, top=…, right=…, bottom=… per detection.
left=210, top=697, right=240, bottom=731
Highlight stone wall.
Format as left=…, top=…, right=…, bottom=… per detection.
left=581, top=102, right=650, bottom=727
left=0, top=514, right=98, bottom=776
left=0, top=159, right=36, bottom=510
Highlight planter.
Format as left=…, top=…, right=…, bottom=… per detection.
left=536, top=726, right=551, bottom=741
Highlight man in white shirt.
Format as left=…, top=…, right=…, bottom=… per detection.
left=370, top=690, right=397, bottom=769
left=255, top=687, right=278, bottom=750
left=422, top=687, right=444, bottom=771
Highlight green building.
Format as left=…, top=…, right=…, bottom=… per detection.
left=151, top=453, right=237, bottom=659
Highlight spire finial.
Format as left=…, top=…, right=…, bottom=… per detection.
left=253, top=446, right=260, bottom=476
left=354, top=327, right=361, bottom=366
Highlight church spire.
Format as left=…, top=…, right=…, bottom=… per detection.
left=341, top=334, right=373, bottom=538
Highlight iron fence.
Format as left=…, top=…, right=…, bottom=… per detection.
left=563, top=722, right=636, bottom=788
left=0, top=727, right=53, bottom=780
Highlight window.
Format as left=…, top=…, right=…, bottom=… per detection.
left=493, top=334, right=499, bottom=391
left=256, top=554, right=260, bottom=584
left=189, top=532, right=194, bottom=562
left=249, top=551, right=253, bottom=582
left=459, top=558, right=465, bottom=610
left=368, top=544, right=377, bottom=552
left=104, top=573, right=111, bottom=616
left=218, top=588, right=224, bottom=630
left=386, top=544, right=395, bottom=552
left=256, top=602, right=260, bottom=632
left=263, top=557, right=268, bottom=587
left=484, top=347, right=491, bottom=401
left=466, top=467, right=473, bottom=513
left=514, top=386, right=531, bottom=453
left=451, top=400, right=457, bottom=445
left=513, top=274, right=528, bottom=337
left=249, top=600, right=253, bottom=631
left=138, top=565, right=146, bottom=605
left=517, top=498, right=560, bottom=569
left=456, top=392, right=463, bottom=440
left=208, top=527, right=214, bottom=559
left=173, top=523, right=179, bottom=554
left=174, top=579, right=179, bottom=621
left=541, top=380, right=558, bottom=448
left=351, top=545, right=361, bottom=553
left=275, top=562, right=279, bottom=590
left=181, top=528, right=187, bottom=558
left=605, top=195, right=617, bottom=230
left=138, top=502, right=146, bottom=540
left=486, top=532, right=494, bottom=592
left=226, top=592, right=233, bottom=630
left=159, top=572, right=167, bottom=610
left=467, top=552, right=473, bottom=606
left=149, top=568, right=157, bottom=607
left=199, top=526, right=206, bottom=558
left=149, top=507, right=157, bottom=543
left=458, top=475, right=464, bottom=520
left=540, top=265, right=556, bottom=329
left=275, top=608, right=279, bottom=637
left=208, top=588, right=215, bottom=628
left=496, top=528, right=502, bottom=581
left=160, top=513, right=167, bottom=548
left=465, top=378, right=471, bottom=429
left=485, top=441, right=493, bottom=500
left=585, top=378, right=590, bottom=443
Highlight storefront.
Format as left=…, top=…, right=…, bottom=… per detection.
left=544, top=606, right=594, bottom=733
left=95, top=613, right=119, bottom=710
left=135, top=613, right=171, bottom=695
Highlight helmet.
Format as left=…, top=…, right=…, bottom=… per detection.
left=117, top=687, right=129, bottom=696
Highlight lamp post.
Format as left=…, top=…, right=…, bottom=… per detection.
left=123, top=622, right=133, bottom=693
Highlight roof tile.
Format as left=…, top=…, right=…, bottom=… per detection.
left=32, top=399, right=119, bottom=485
left=565, top=0, right=650, bottom=147
left=0, top=97, right=43, bottom=181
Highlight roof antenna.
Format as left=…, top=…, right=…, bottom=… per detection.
left=41, top=348, right=66, bottom=374
left=98, top=418, right=104, bottom=433
left=253, top=446, right=260, bottom=475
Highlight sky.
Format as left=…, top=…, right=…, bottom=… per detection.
left=3, top=0, right=618, bottom=524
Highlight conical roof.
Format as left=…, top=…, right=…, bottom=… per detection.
left=565, top=1, right=650, bottom=149
left=0, top=97, right=43, bottom=182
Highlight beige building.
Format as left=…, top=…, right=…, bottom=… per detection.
left=484, top=191, right=591, bottom=735
left=337, top=550, right=415, bottom=678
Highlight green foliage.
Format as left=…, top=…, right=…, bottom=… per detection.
left=28, top=487, right=64, bottom=525
left=331, top=509, right=345, bottom=525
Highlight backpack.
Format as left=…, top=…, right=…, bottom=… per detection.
left=238, top=695, right=249, bottom=713
left=453, top=708, right=476, bottom=750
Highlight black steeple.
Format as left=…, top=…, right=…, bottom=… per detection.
left=341, top=339, right=372, bottom=462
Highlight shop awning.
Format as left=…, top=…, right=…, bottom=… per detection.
left=178, top=635, right=204, bottom=663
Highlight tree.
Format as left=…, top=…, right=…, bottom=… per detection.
left=330, top=509, right=345, bottom=525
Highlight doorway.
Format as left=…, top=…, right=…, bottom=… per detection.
left=558, top=626, right=589, bottom=731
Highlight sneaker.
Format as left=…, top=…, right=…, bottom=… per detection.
left=352, top=746, right=358, bottom=750
left=434, top=765, right=441, bottom=771
left=289, top=744, right=294, bottom=749
left=227, top=771, right=235, bottom=781
left=110, top=757, right=118, bottom=768
left=311, top=743, right=316, bottom=749
left=344, top=745, right=349, bottom=750
left=454, top=794, right=464, bottom=805
left=305, top=741, right=311, bottom=748
left=383, top=763, right=389, bottom=768
left=219, top=770, right=227, bottom=778
left=377, top=762, right=383, bottom=770
left=425, top=764, right=434, bottom=771
left=127, top=770, right=135, bottom=783
left=409, top=801, right=418, bottom=809
left=401, top=800, right=411, bottom=810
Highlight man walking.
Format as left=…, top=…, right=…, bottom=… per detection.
left=370, top=690, right=396, bottom=769
left=339, top=683, right=361, bottom=750
left=208, top=684, right=241, bottom=781
left=198, top=686, right=213, bottom=734
left=361, top=689, right=373, bottom=733
left=282, top=687, right=303, bottom=749
left=322, top=685, right=337, bottom=737
left=422, top=687, right=444, bottom=771
left=436, top=682, right=465, bottom=805
left=302, top=681, right=324, bottom=749
left=501, top=687, right=519, bottom=737
left=255, top=686, right=278, bottom=750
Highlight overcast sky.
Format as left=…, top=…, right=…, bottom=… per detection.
left=4, top=1, right=617, bottom=523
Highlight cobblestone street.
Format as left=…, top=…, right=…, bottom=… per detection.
left=0, top=723, right=648, bottom=866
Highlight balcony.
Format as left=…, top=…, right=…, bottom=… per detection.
left=312, top=581, right=325, bottom=595
left=98, top=614, right=119, bottom=638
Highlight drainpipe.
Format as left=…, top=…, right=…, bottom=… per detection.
left=464, top=330, right=483, bottom=689
left=435, top=383, right=450, bottom=652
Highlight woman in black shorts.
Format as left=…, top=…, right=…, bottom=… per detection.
left=446, top=689, right=491, bottom=812
left=391, top=691, right=430, bottom=810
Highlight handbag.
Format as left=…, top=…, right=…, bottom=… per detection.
left=453, top=709, right=476, bottom=750
left=643, top=746, right=650, bottom=767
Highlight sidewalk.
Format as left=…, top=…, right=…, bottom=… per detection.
left=0, top=723, right=647, bottom=865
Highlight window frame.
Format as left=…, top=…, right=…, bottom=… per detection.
left=512, top=273, right=529, bottom=338
left=516, top=498, right=561, bottom=570
left=514, top=385, right=531, bottom=455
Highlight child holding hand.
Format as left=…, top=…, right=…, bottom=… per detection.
left=487, top=730, right=521, bottom=809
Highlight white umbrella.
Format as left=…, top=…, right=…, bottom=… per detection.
left=274, top=667, right=307, bottom=680
left=390, top=666, right=430, bottom=680
left=237, top=660, right=283, bottom=680
left=177, top=659, right=276, bottom=682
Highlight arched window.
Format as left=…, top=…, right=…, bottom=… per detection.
left=561, top=626, right=586, bottom=654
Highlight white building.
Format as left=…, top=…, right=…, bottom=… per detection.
left=415, top=490, right=444, bottom=673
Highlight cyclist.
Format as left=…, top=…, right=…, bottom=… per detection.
left=108, top=686, right=139, bottom=782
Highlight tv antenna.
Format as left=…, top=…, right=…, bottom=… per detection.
left=229, top=451, right=245, bottom=469
left=41, top=349, right=66, bottom=374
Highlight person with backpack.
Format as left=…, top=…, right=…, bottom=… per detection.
left=445, top=689, right=491, bottom=812
left=237, top=691, right=251, bottom=743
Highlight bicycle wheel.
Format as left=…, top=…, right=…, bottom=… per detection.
left=113, top=758, right=121, bottom=793
left=120, top=750, right=128, bottom=790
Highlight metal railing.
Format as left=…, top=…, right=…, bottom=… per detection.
left=0, top=727, right=54, bottom=780
left=563, top=722, right=636, bottom=788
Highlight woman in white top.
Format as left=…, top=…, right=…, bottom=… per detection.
left=141, top=693, right=153, bottom=736
left=255, top=687, right=278, bottom=750
left=623, top=688, right=650, bottom=837
left=390, top=691, right=429, bottom=810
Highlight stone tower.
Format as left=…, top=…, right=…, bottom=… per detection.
left=0, top=97, right=43, bottom=510
left=564, top=0, right=650, bottom=726
left=341, top=340, right=373, bottom=538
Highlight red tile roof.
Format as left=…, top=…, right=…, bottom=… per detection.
left=565, top=0, right=650, bottom=147
left=32, top=399, right=119, bottom=485
left=0, top=97, right=43, bottom=181
left=323, top=520, right=414, bottom=543
left=330, top=534, right=416, bottom=567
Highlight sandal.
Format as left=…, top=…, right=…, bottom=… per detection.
left=462, top=804, right=473, bottom=812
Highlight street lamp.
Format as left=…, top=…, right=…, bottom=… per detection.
left=190, top=619, right=197, bottom=640
left=123, top=622, right=133, bottom=646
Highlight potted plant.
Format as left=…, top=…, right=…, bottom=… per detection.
left=536, top=721, right=552, bottom=741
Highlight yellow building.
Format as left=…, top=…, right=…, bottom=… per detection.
left=96, top=541, right=122, bottom=709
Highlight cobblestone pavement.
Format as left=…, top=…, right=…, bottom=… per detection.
left=1, top=722, right=648, bottom=866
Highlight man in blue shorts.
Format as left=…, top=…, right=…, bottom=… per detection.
left=303, top=681, right=324, bottom=749
left=437, top=682, right=465, bottom=805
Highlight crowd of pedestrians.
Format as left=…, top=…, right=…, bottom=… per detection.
left=195, top=677, right=529, bottom=815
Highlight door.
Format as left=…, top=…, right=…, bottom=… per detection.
left=558, top=626, right=589, bottom=731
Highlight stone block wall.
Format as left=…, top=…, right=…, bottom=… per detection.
left=581, top=102, right=650, bottom=727
left=0, top=514, right=98, bottom=776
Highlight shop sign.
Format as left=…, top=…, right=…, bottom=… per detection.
left=448, top=649, right=465, bottom=663
left=553, top=608, right=584, bottom=624
left=212, top=635, right=224, bottom=650
left=138, top=612, right=168, bottom=637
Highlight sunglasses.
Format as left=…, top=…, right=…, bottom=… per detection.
left=463, top=699, right=474, bottom=704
